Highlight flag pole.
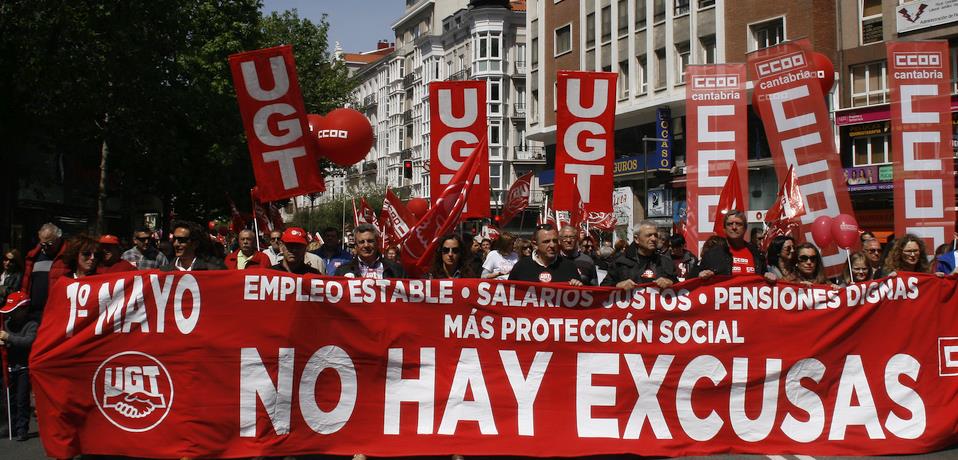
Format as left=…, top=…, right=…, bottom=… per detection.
left=250, top=189, right=261, bottom=252
left=1, top=314, right=11, bottom=440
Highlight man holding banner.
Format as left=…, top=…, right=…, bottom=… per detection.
left=509, top=224, right=582, bottom=285
left=601, top=220, right=676, bottom=290
left=335, top=224, right=405, bottom=279
left=692, top=210, right=771, bottom=280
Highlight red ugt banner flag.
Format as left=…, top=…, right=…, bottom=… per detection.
left=501, top=172, right=533, bottom=226
left=555, top=71, right=617, bottom=213
left=748, top=41, right=854, bottom=277
left=229, top=45, right=325, bottom=201
left=887, top=41, right=956, bottom=252
left=31, top=272, right=958, bottom=458
left=429, top=81, right=489, bottom=218
left=685, top=65, right=749, bottom=256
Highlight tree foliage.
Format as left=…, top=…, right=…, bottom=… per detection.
left=0, top=0, right=354, bottom=231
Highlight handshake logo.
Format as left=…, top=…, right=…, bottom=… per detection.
left=93, top=351, right=174, bottom=432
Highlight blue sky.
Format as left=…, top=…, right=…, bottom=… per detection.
left=262, top=0, right=405, bottom=53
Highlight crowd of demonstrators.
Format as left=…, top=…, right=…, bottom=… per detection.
left=787, top=243, right=829, bottom=285
left=313, top=227, right=352, bottom=274
left=765, top=236, right=796, bottom=280
left=558, top=225, right=598, bottom=285
left=263, top=230, right=285, bottom=266
left=482, top=232, right=519, bottom=280
left=166, top=220, right=226, bottom=271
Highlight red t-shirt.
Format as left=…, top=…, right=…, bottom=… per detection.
left=729, top=245, right=755, bottom=275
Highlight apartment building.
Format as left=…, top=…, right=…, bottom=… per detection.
left=526, top=0, right=838, bottom=228
left=834, top=0, right=958, bottom=235
left=306, top=0, right=540, bottom=231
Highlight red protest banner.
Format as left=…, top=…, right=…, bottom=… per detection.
left=229, top=45, right=325, bottom=201
left=501, top=172, right=533, bottom=226
left=555, top=71, right=617, bottom=213
left=685, top=65, right=749, bottom=256
left=32, top=272, right=958, bottom=459
left=762, top=165, right=806, bottom=253
left=429, top=81, right=489, bottom=218
left=887, top=41, right=956, bottom=252
left=383, top=188, right=416, bottom=239
left=748, top=42, right=854, bottom=277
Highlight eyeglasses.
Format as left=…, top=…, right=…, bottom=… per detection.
left=903, top=249, right=921, bottom=255
left=39, top=241, right=56, bottom=248
left=172, top=236, right=192, bottom=244
left=797, top=255, right=818, bottom=263
left=440, top=247, right=461, bottom=254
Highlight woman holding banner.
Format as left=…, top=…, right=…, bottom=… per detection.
left=61, top=235, right=100, bottom=279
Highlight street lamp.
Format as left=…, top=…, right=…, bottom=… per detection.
left=641, top=136, right=670, bottom=219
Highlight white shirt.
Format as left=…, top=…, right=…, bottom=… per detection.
left=482, top=250, right=519, bottom=280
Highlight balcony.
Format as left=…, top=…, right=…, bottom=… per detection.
left=403, top=72, right=419, bottom=87
left=448, top=68, right=472, bottom=81
left=512, top=102, right=526, bottom=118
left=402, top=109, right=413, bottom=124
left=513, top=60, right=526, bottom=76
left=514, top=146, right=545, bottom=163
left=363, top=94, right=376, bottom=108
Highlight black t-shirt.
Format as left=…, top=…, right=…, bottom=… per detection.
left=508, top=255, right=581, bottom=283
left=30, top=253, right=53, bottom=311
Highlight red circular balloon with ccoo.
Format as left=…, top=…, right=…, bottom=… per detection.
left=312, top=108, right=373, bottom=167
left=407, top=198, right=430, bottom=219
left=830, top=213, right=859, bottom=249
left=809, top=51, right=835, bottom=95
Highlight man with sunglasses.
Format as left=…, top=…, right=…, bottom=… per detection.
left=862, top=238, right=884, bottom=279
left=263, top=230, right=285, bottom=266
left=122, top=227, right=169, bottom=269
left=162, top=220, right=226, bottom=271
left=509, top=224, right=582, bottom=285
left=334, top=224, right=404, bottom=279
left=22, top=223, right=70, bottom=315
left=691, top=210, right=775, bottom=281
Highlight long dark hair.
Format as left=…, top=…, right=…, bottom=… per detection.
left=62, top=234, right=100, bottom=275
left=885, top=233, right=931, bottom=274
left=790, top=242, right=826, bottom=284
left=427, top=234, right=476, bottom=279
left=765, top=235, right=795, bottom=271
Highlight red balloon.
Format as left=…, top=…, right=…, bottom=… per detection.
left=809, top=52, right=835, bottom=95
left=208, top=220, right=217, bottom=232
left=312, top=108, right=373, bottom=166
left=830, top=213, right=859, bottom=249
left=811, top=215, right=834, bottom=248
left=407, top=198, right=430, bottom=219
left=306, top=113, right=324, bottom=134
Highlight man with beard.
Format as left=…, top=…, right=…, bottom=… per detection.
left=334, top=224, right=405, bottom=279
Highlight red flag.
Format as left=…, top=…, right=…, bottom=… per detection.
left=228, top=45, right=325, bottom=201
left=353, top=198, right=379, bottom=228
left=887, top=41, right=956, bottom=253
left=383, top=188, right=416, bottom=239
left=379, top=209, right=394, bottom=251
left=251, top=187, right=284, bottom=236
left=568, top=180, right=586, bottom=229
left=554, top=71, right=617, bottom=213
left=586, top=212, right=617, bottom=232
left=401, top=136, right=487, bottom=277
left=711, top=161, right=745, bottom=237
left=761, top=165, right=806, bottom=252
left=501, top=172, right=533, bottom=226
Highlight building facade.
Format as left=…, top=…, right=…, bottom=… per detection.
left=526, top=0, right=841, bottom=232
left=834, top=0, right=958, bottom=237
left=304, top=0, right=542, bottom=232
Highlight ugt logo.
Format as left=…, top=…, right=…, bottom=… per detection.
left=93, top=351, right=174, bottom=432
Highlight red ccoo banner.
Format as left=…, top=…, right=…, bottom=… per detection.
left=229, top=45, right=325, bottom=201
left=30, top=272, right=958, bottom=459
left=555, top=71, right=617, bottom=213
left=748, top=42, right=855, bottom=277
left=887, top=41, right=956, bottom=252
left=429, top=81, right=489, bottom=218
left=685, top=64, right=749, bottom=257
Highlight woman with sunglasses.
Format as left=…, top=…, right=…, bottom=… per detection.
left=515, top=238, right=533, bottom=258
left=426, top=234, right=476, bottom=279
left=786, top=243, right=827, bottom=285
left=0, top=249, right=23, bottom=304
left=61, top=235, right=101, bottom=279
left=765, top=236, right=796, bottom=280
left=882, top=233, right=945, bottom=277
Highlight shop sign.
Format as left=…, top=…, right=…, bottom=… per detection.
left=896, top=0, right=958, bottom=33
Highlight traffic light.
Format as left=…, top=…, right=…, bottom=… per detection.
left=403, top=160, right=413, bottom=179
left=493, top=215, right=502, bottom=226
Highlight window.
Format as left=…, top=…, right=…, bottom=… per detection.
left=618, top=0, right=629, bottom=37
left=489, top=79, right=502, bottom=115
left=849, top=61, right=887, bottom=107
left=637, top=54, right=648, bottom=94
left=675, top=0, right=690, bottom=16
left=700, top=35, right=716, bottom=64
left=490, top=163, right=502, bottom=190
left=555, top=24, right=572, bottom=56
left=618, top=59, right=630, bottom=99
left=586, top=13, right=596, bottom=49
left=852, top=134, right=889, bottom=166
left=490, top=122, right=502, bottom=146
left=601, top=6, right=612, bottom=43
left=653, top=0, right=665, bottom=23
left=635, top=0, right=647, bottom=30
left=860, top=0, right=883, bottom=45
left=749, top=17, right=785, bottom=51
left=655, top=49, right=666, bottom=89
left=475, top=32, right=502, bottom=72
left=676, top=42, right=690, bottom=84
left=699, top=0, right=715, bottom=8
left=531, top=37, right=539, bottom=68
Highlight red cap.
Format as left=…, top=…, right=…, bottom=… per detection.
left=282, top=227, right=308, bottom=245
left=1, top=291, right=30, bottom=314
left=98, top=234, right=120, bottom=245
